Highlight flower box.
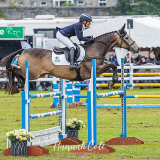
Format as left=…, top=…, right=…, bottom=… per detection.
left=67, top=130, right=78, bottom=139
left=11, top=140, right=27, bottom=156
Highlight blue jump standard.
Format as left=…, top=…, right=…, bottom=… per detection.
left=85, top=58, right=144, bottom=145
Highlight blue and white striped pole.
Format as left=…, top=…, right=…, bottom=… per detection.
left=59, top=79, right=68, bottom=139
left=120, top=58, right=127, bottom=138
left=86, top=59, right=97, bottom=146
left=97, top=91, right=124, bottom=98
left=30, top=110, right=62, bottom=119
left=30, top=91, right=62, bottom=99
left=22, top=60, right=31, bottom=132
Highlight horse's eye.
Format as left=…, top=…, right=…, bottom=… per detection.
left=125, top=37, right=129, bottom=40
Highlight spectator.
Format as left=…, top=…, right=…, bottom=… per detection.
left=158, top=53, right=160, bottom=65
left=109, top=53, right=119, bottom=66
left=139, top=69, right=158, bottom=89
left=29, top=82, right=36, bottom=90
left=136, top=55, right=146, bottom=65
left=146, top=52, right=158, bottom=65
left=124, top=51, right=135, bottom=83
left=124, top=51, right=135, bottom=64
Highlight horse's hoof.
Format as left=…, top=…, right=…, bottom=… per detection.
left=108, top=80, right=114, bottom=90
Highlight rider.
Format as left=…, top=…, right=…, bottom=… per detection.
left=56, top=13, right=94, bottom=70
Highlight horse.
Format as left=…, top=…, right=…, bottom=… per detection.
left=0, top=24, right=139, bottom=95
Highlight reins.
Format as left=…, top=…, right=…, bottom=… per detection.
left=78, top=31, right=136, bottom=63
left=79, top=40, right=111, bottom=62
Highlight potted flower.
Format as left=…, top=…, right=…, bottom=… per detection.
left=66, top=118, right=85, bottom=139
left=6, top=129, right=35, bottom=156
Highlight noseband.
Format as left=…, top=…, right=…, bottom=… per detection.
left=116, top=31, right=135, bottom=52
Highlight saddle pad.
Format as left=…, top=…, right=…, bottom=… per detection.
left=52, top=44, right=85, bottom=66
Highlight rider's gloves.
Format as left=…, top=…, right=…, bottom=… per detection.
left=88, top=37, right=95, bottom=43
left=86, top=36, right=92, bottom=39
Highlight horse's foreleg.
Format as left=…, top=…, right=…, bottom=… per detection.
left=97, top=63, right=118, bottom=89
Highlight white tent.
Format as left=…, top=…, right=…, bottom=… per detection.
left=82, top=16, right=160, bottom=64
left=84, top=16, right=160, bottom=48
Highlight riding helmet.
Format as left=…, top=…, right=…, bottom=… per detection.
left=79, top=13, right=92, bottom=22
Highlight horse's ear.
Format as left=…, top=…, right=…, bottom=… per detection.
left=119, top=23, right=126, bottom=34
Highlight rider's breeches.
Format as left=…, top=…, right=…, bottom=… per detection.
left=56, top=31, right=76, bottom=50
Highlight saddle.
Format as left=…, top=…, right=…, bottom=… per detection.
left=53, top=44, right=80, bottom=62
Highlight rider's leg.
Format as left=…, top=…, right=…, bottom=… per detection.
left=56, top=31, right=76, bottom=49
left=56, top=31, right=80, bottom=69
left=69, top=47, right=76, bottom=70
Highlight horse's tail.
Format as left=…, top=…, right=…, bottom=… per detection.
left=0, top=49, right=25, bottom=94
left=0, top=49, right=24, bottom=67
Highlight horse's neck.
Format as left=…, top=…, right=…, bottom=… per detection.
left=95, top=32, right=117, bottom=56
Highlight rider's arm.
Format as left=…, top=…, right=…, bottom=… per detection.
left=74, top=24, right=90, bottom=42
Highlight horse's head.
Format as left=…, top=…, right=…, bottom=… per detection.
left=116, top=24, right=139, bottom=53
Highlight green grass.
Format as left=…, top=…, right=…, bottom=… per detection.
left=0, top=88, right=160, bottom=159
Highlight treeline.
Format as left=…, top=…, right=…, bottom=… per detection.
left=114, top=0, right=160, bottom=16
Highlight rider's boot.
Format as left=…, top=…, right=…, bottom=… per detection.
left=69, top=47, right=80, bottom=70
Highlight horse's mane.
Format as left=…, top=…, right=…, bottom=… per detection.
left=81, top=31, right=117, bottom=49
left=94, top=31, right=116, bottom=39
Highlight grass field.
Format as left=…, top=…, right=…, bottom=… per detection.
left=0, top=88, right=160, bottom=160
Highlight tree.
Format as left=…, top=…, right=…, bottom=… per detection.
left=62, top=2, right=75, bottom=6
left=9, top=0, right=18, bottom=7
left=114, top=0, right=132, bottom=15
left=114, top=0, right=160, bottom=16
left=0, top=8, right=6, bottom=19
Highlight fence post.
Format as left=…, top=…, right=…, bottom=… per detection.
left=86, top=59, right=97, bottom=146
left=22, top=60, right=31, bottom=132
left=59, top=79, right=67, bottom=139
left=120, top=58, right=127, bottom=138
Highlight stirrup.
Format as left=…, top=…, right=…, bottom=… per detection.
left=69, top=65, right=81, bottom=70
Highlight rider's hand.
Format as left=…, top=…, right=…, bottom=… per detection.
left=86, top=36, right=92, bottom=39
left=88, top=37, right=95, bottom=43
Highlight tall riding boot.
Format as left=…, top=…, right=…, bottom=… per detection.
left=69, top=47, right=77, bottom=70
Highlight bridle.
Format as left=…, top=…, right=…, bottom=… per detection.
left=116, top=31, right=136, bottom=52
left=94, top=31, right=136, bottom=52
